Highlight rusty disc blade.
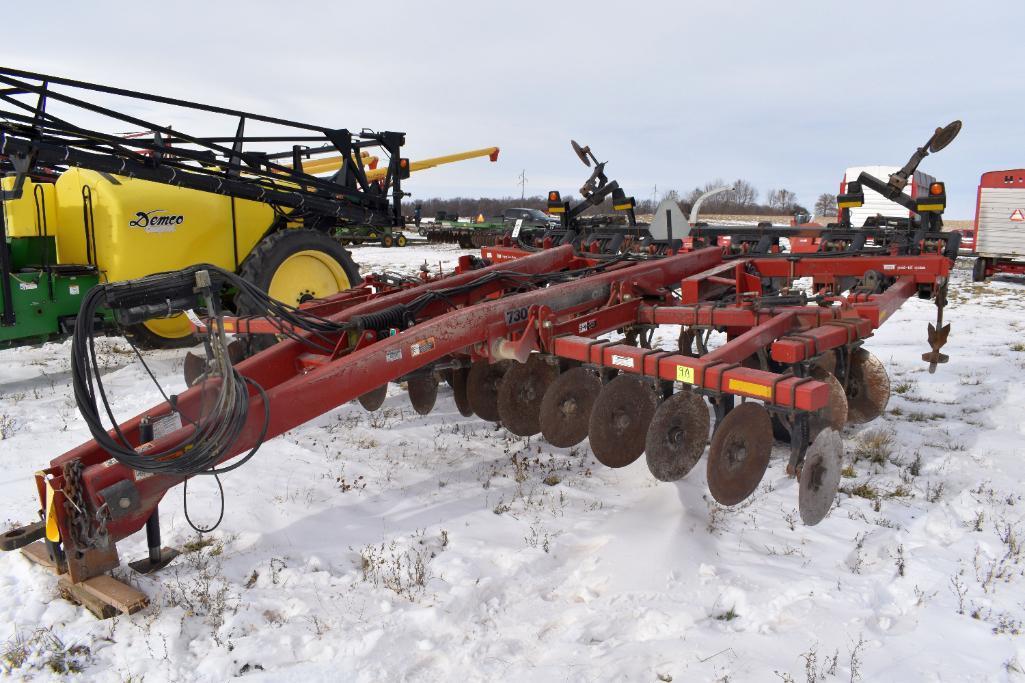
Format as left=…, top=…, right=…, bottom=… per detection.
left=799, top=428, right=844, bottom=526
left=846, top=349, right=889, bottom=424
left=588, top=375, right=657, bottom=468
left=183, top=351, right=207, bottom=388
left=358, top=384, right=388, bottom=412
left=810, top=368, right=848, bottom=435
left=467, top=360, right=512, bottom=422
left=706, top=402, right=772, bottom=506
left=450, top=366, right=473, bottom=417
left=539, top=367, right=601, bottom=447
left=407, top=373, right=439, bottom=415
left=644, top=391, right=710, bottom=482
left=498, top=354, right=560, bottom=436
left=226, top=339, right=247, bottom=366
left=814, top=350, right=837, bottom=377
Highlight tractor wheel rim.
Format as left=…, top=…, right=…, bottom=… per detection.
left=142, top=315, right=194, bottom=341
left=268, top=249, right=351, bottom=306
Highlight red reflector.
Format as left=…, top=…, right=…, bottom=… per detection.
left=929, top=182, right=944, bottom=196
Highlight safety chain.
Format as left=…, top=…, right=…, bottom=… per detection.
left=61, top=460, right=110, bottom=550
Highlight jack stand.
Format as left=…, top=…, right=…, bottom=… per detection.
left=127, top=415, right=178, bottom=574
left=128, top=510, right=179, bottom=575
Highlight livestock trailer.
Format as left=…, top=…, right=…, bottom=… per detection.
left=972, top=169, right=1025, bottom=281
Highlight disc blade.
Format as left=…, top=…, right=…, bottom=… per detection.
left=450, top=366, right=473, bottom=417
left=588, top=375, right=657, bottom=468
left=539, top=366, right=601, bottom=447
left=408, top=374, right=439, bottom=415
left=358, top=384, right=388, bottom=412
left=799, top=428, right=844, bottom=526
left=183, top=351, right=207, bottom=388
left=498, top=354, right=560, bottom=436
left=811, top=368, right=848, bottom=434
left=846, top=349, right=890, bottom=424
left=467, top=360, right=512, bottom=422
left=706, top=402, right=772, bottom=506
left=226, top=339, right=247, bottom=366
left=644, top=391, right=710, bottom=482
left=814, top=351, right=837, bottom=377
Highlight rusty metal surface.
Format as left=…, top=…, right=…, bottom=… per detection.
left=539, top=367, right=601, bottom=447
left=588, top=375, right=657, bottom=468
left=497, top=354, right=560, bottom=436
left=467, top=360, right=512, bottom=422
left=357, top=384, right=388, bottom=411
left=449, top=367, right=473, bottom=417
left=644, top=391, right=710, bottom=482
left=799, top=428, right=844, bottom=525
left=811, top=368, right=848, bottom=433
left=706, top=402, right=772, bottom=505
left=846, top=349, right=890, bottom=424
left=407, top=374, right=439, bottom=415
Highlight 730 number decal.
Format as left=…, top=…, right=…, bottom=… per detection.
left=505, top=306, right=530, bottom=326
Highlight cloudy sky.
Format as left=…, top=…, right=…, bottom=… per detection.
left=3, top=1, right=1021, bottom=217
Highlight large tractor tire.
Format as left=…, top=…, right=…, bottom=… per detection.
left=236, top=229, right=360, bottom=352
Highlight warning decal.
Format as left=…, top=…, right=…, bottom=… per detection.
left=410, top=337, right=435, bottom=357
left=1010, top=209, right=1025, bottom=222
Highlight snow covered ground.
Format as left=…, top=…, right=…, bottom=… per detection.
left=1, top=243, right=1025, bottom=682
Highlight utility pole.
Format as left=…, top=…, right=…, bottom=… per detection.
left=517, top=169, right=527, bottom=200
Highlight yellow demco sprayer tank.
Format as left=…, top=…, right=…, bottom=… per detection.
left=52, top=169, right=277, bottom=341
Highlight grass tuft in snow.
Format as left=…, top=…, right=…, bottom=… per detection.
left=853, top=429, right=894, bottom=466
left=1, top=627, right=91, bottom=676
left=357, top=529, right=447, bottom=602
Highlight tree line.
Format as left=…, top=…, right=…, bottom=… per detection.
left=404, top=179, right=842, bottom=220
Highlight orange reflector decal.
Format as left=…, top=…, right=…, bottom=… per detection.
left=728, top=378, right=772, bottom=399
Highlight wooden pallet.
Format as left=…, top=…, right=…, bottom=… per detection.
left=21, top=541, right=149, bottom=619
left=57, top=575, right=149, bottom=620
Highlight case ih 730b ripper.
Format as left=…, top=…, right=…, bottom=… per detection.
left=0, top=122, right=962, bottom=618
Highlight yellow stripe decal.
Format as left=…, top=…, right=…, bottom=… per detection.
left=837, top=201, right=863, bottom=209
left=613, top=203, right=632, bottom=211
left=676, top=365, right=695, bottom=384
left=917, top=203, right=944, bottom=211
left=549, top=207, right=565, bottom=213
left=728, top=378, right=772, bottom=399
left=41, top=474, right=60, bottom=542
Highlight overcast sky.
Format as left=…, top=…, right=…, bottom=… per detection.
left=3, top=1, right=1021, bottom=217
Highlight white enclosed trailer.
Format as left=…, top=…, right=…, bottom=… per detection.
left=841, top=165, right=936, bottom=227
left=972, top=169, right=1025, bottom=280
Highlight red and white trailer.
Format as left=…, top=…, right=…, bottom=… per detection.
left=972, top=169, right=1025, bottom=281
